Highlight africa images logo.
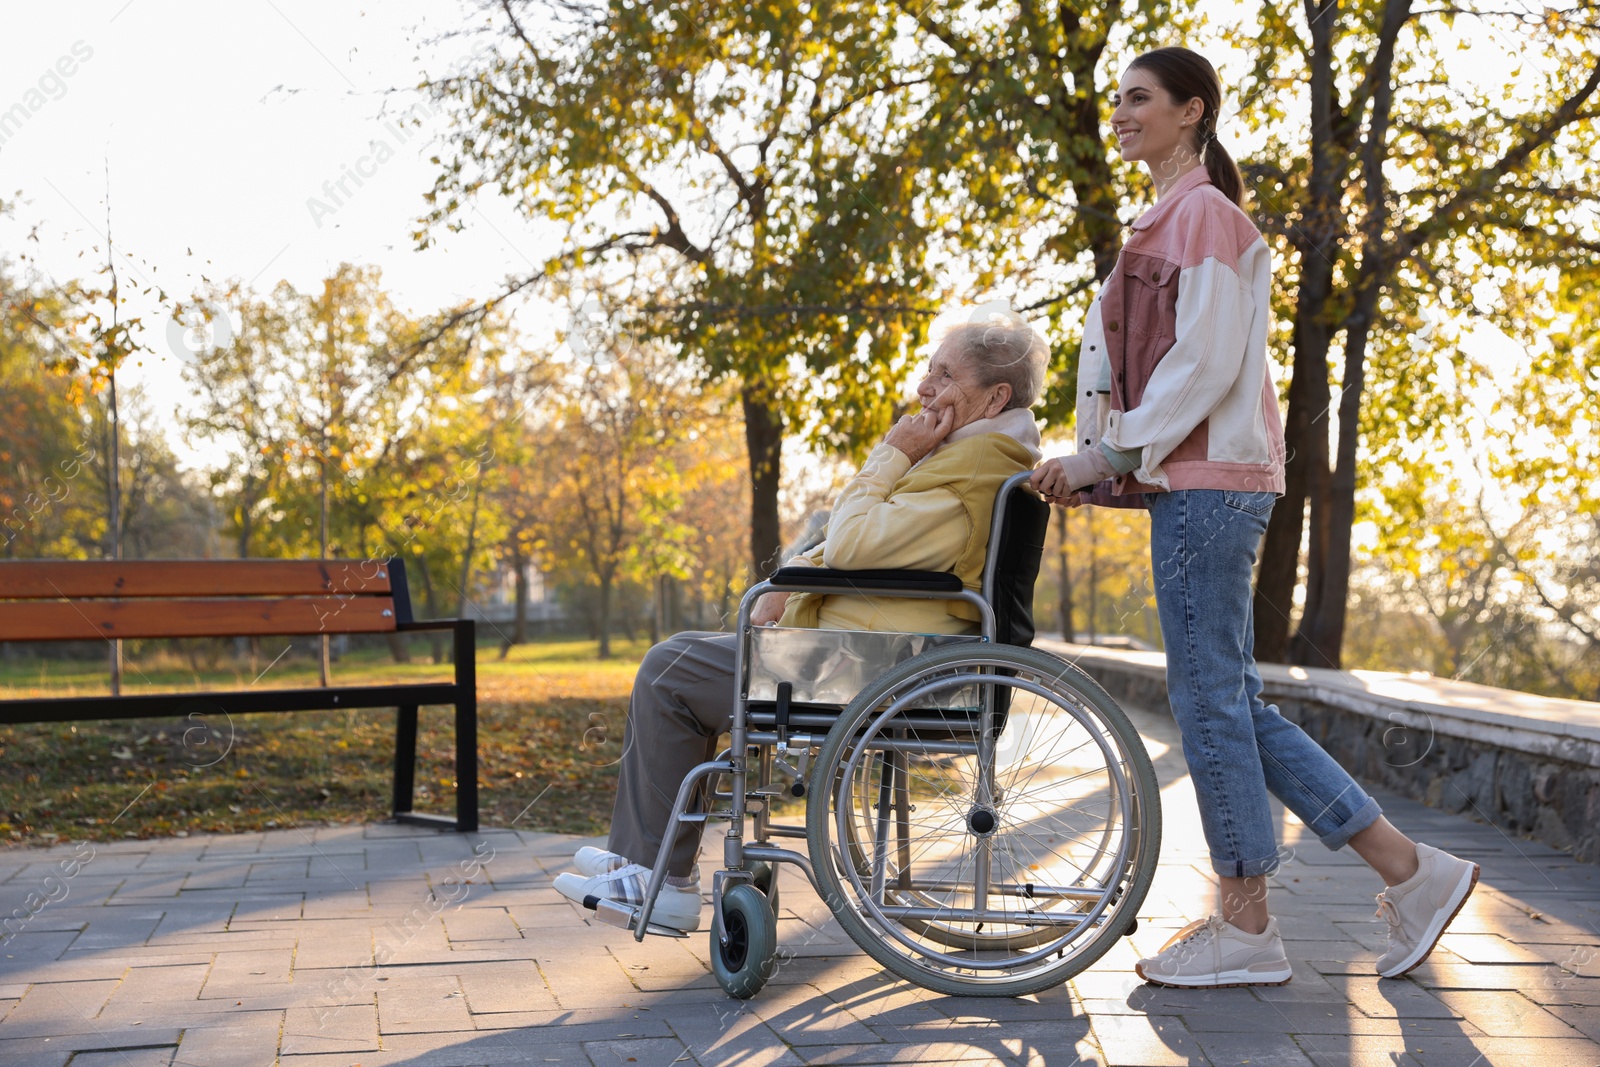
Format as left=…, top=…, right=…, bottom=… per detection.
left=304, top=100, right=439, bottom=228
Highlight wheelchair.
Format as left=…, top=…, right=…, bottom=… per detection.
left=586, top=472, right=1162, bottom=998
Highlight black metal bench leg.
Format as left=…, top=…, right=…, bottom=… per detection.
left=390, top=619, right=477, bottom=833
left=454, top=619, right=479, bottom=833
left=393, top=703, right=420, bottom=818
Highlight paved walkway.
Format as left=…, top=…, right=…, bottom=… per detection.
left=2, top=696, right=1598, bottom=1067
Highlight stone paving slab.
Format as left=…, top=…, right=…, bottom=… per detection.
left=2, top=696, right=1597, bottom=1066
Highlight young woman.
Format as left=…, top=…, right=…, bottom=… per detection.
left=1031, top=46, right=1478, bottom=988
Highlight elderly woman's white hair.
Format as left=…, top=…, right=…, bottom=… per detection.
left=930, top=313, right=1049, bottom=411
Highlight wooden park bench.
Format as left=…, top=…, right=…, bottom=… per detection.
left=0, top=558, right=478, bottom=832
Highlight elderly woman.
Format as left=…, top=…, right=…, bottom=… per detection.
left=555, top=318, right=1048, bottom=931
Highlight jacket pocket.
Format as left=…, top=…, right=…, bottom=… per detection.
left=1120, top=253, right=1177, bottom=341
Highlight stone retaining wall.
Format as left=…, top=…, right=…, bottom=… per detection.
left=1048, top=643, right=1600, bottom=865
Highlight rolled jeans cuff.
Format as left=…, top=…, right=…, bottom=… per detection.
left=1317, top=796, right=1383, bottom=852
left=1211, top=850, right=1287, bottom=879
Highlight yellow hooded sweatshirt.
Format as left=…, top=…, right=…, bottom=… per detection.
left=777, top=408, right=1043, bottom=635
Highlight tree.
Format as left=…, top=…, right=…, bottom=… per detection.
left=0, top=265, right=99, bottom=561
left=1034, top=502, right=1160, bottom=650
left=673, top=394, right=752, bottom=631
left=480, top=347, right=564, bottom=656
left=1337, top=201, right=1600, bottom=698
left=495, top=457, right=551, bottom=655
left=183, top=265, right=503, bottom=664
left=34, top=197, right=160, bottom=692
left=80, top=387, right=215, bottom=560
left=1230, top=0, right=1600, bottom=667
left=1345, top=497, right=1596, bottom=700
left=539, top=345, right=708, bottom=658
left=422, top=0, right=1133, bottom=576
left=1476, top=265, right=1600, bottom=697
left=182, top=284, right=291, bottom=559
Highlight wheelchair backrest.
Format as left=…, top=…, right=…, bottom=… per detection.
left=981, top=471, right=1053, bottom=648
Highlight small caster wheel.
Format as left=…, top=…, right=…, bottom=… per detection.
left=711, top=883, right=777, bottom=999
left=748, top=860, right=780, bottom=912
left=1122, top=917, right=1139, bottom=938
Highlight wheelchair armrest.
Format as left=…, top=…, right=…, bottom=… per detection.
left=770, top=566, right=964, bottom=595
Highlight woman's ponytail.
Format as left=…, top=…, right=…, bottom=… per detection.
left=1202, top=128, right=1245, bottom=207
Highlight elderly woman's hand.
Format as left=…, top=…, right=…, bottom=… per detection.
left=884, top=405, right=957, bottom=465
left=750, top=591, right=792, bottom=626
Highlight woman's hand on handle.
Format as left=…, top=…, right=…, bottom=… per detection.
left=1031, top=450, right=1118, bottom=505
left=1042, top=488, right=1091, bottom=508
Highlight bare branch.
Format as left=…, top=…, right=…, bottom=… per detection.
left=1398, top=54, right=1600, bottom=258
left=613, top=164, right=711, bottom=265
left=498, top=0, right=546, bottom=60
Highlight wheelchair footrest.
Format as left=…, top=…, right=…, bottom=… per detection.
left=585, top=896, right=691, bottom=939
left=677, top=807, right=754, bottom=823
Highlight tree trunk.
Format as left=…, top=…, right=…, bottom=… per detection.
left=597, top=572, right=613, bottom=660
left=1292, top=0, right=1407, bottom=671
left=512, top=550, right=531, bottom=643
left=649, top=572, right=663, bottom=647
left=1086, top=509, right=1098, bottom=645
left=1056, top=506, right=1073, bottom=642
left=1294, top=410, right=1334, bottom=657
left=1293, top=302, right=1376, bottom=670
left=455, top=476, right=483, bottom=619
left=415, top=557, right=445, bottom=664
left=318, top=435, right=331, bottom=687
left=1052, top=25, right=1122, bottom=285
left=384, top=632, right=412, bottom=665
left=236, top=483, right=255, bottom=559
left=107, top=372, right=122, bottom=696
left=449, top=474, right=485, bottom=665
left=1253, top=291, right=1332, bottom=663
left=1253, top=1, right=1343, bottom=664
left=741, top=385, right=783, bottom=579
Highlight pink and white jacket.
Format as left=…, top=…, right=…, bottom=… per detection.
left=1075, top=166, right=1286, bottom=497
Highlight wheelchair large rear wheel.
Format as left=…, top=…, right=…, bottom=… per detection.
left=806, top=643, right=1160, bottom=997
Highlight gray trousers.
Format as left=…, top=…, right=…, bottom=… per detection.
left=607, top=631, right=739, bottom=877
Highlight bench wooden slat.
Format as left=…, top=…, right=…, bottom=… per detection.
left=0, top=560, right=394, bottom=599
left=0, top=597, right=399, bottom=641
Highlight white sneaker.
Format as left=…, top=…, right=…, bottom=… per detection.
left=573, top=846, right=630, bottom=877
left=1375, top=843, right=1479, bottom=978
left=1135, top=915, right=1293, bottom=988
left=552, top=863, right=704, bottom=932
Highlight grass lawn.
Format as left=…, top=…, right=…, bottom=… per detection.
left=0, top=636, right=657, bottom=847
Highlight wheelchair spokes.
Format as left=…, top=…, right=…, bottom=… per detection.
left=807, top=644, right=1161, bottom=996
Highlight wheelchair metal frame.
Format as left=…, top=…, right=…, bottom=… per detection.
left=601, top=474, right=1025, bottom=944
left=587, top=469, right=1154, bottom=999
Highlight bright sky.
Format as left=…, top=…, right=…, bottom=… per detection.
left=0, top=0, right=564, bottom=466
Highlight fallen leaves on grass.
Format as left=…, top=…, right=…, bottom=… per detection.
left=0, top=662, right=640, bottom=844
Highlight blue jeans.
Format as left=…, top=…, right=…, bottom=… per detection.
left=1147, top=489, right=1382, bottom=878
